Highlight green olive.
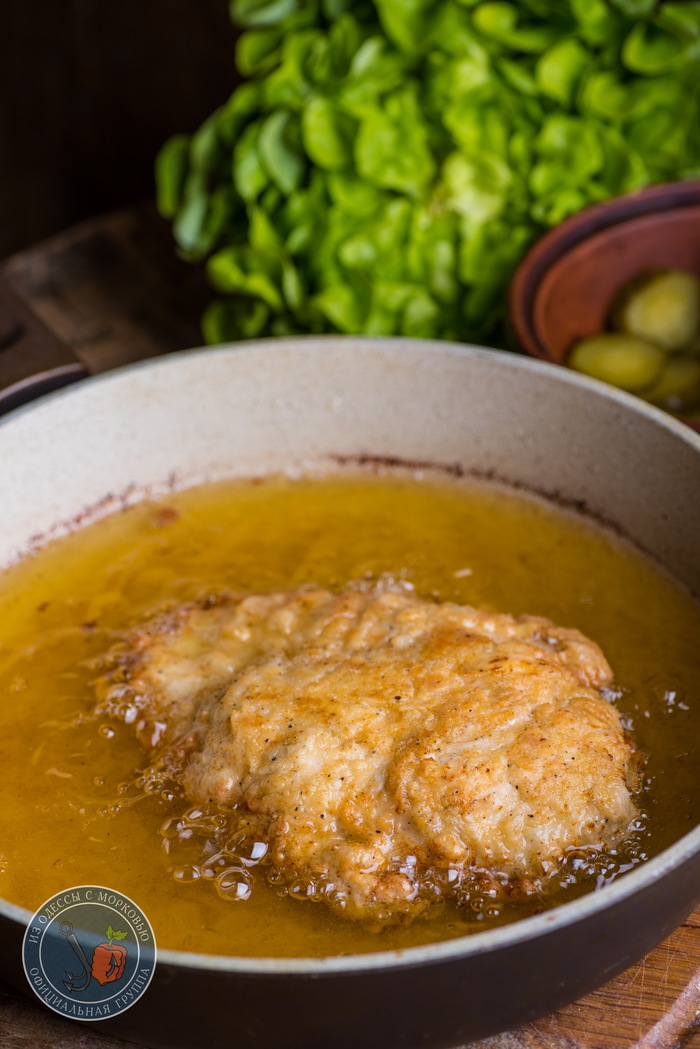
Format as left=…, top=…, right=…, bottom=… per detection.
left=613, top=269, right=700, bottom=352
left=567, top=333, right=665, bottom=392
left=639, top=354, right=700, bottom=412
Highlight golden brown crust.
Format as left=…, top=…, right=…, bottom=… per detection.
left=95, top=582, right=639, bottom=924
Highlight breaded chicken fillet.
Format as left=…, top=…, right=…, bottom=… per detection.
left=96, top=582, right=639, bottom=923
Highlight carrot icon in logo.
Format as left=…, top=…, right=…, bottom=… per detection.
left=91, top=926, right=128, bottom=986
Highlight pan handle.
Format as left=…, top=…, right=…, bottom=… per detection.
left=0, top=277, right=88, bottom=415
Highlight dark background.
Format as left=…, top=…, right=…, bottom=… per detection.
left=1, top=0, right=239, bottom=260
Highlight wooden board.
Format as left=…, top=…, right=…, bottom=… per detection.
left=1, top=206, right=700, bottom=1049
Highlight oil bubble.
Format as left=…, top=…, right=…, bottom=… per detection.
left=160, top=817, right=185, bottom=840
left=215, top=868, right=252, bottom=902
left=172, top=864, right=200, bottom=884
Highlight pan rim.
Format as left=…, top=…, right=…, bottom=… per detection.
left=1, top=333, right=699, bottom=448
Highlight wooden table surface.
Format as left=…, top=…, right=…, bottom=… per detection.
left=1, top=204, right=699, bottom=1049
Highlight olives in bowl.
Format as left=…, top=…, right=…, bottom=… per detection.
left=509, top=180, right=700, bottom=429
left=568, top=269, right=700, bottom=417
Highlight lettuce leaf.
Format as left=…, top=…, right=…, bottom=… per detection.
left=157, top=0, right=700, bottom=345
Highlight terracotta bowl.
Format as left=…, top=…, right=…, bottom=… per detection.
left=509, top=180, right=700, bottom=429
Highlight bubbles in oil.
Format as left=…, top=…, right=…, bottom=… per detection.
left=159, top=805, right=265, bottom=905
left=553, top=816, right=649, bottom=893
left=96, top=748, right=186, bottom=819
left=150, top=792, right=651, bottom=927
left=647, top=672, right=691, bottom=714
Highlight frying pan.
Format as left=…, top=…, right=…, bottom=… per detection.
left=0, top=307, right=699, bottom=1049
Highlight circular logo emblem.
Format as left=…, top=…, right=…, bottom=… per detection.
left=22, top=885, right=156, bottom=1021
